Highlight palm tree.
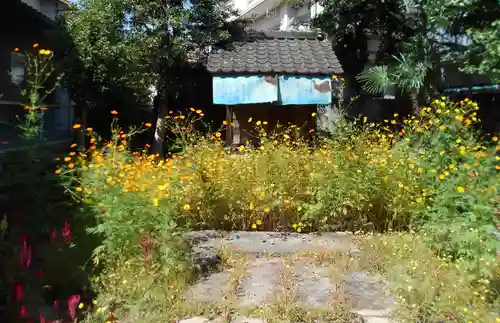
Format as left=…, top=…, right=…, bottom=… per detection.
left=356, top=53, right=431, bottom=115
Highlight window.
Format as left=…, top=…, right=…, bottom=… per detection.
left=10, top=52, right=25, bottom=85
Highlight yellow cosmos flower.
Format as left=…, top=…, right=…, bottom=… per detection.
left=183, top=204, right=191, bottom=211
left=456, top=186, right=465, bottom=193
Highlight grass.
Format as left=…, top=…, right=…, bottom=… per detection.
left=81, top=232, right=498, bottom=323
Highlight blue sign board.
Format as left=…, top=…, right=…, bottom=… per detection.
left=213, top=76, right=278, bottom=105
left=279, top=76, right=332, bottom=105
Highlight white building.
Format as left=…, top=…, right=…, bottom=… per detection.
left=232, top=0, right=324, bottom=31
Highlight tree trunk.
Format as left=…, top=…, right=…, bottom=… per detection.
left=410, top=90, right=420, bottom=116
left=76, top=105, right=87, bottom=151
left=153, top=99, right=167, bottom=155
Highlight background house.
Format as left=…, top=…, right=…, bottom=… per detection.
left=0, top=0, right=73, bottom=153
left=232, top=0, right=324, bottom=31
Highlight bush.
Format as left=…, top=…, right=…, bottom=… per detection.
left=395, top=97, right=499, bottom=274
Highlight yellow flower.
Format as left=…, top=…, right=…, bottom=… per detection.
left=455, top=115, right=464, bottom=121
left=439, top=174, right=445, bottom=180
left=456, top=186, right=465, bottom=193
left=153, top=198, right=159, bottom=207
left=196, top=109, right=202, bottom=114
left=215, top=132, right=221, bottom=138
left=238, top=145, right=245, bottom=152
left=297, top=227, right=302, bottom=233
left=439, top=125, right=445, bottom=131
left=493, top=136, right=498, bottom=142
left=264, top=207, right=270, bottom=214
left=311, top=112, right=317, bottom=117
left=1, top=215, right=8, bottom=233
left=248, top=117, right=253, bottom=122
left=256, top=220, right=262, bottom=225
left=78, top=303, right=84, bottom=309
left=252, top=223, right=257, bottom=229
left=256, top=120, right=262, bottom=126
left=183, top=204, right=191, bottom=211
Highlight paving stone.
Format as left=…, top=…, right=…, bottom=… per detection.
left=363, top=317, right=393, bottom=323
left=237, top=257, right=283, bottom=307
left=185, top=271, right=230, bottom=303
left=354, top=309, right=392, bottom=317
left=178, top=317, right=210, bottom=323
left=230, top=316, right=267, bottom=323
left=292, top=261, right=333, bottom=309
left=344, top=272, right=395, bottom=312
left=225, top=231, right=355, bottom=254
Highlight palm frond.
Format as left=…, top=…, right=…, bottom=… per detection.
left=392, top=53, right=429, bottom=91
left=356, top=65, right=394, bottom=94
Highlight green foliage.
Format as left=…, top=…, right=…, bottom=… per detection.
left=395, top=98, right=499, bottom=274
left=462, top=20, right=500, bottom=83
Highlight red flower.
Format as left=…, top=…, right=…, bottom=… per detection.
left=50, top=228, right=57, bottom=243
left=62, top=222, right=72, bottom=244
left=67, top=294, right=80, bottom=321
left=20, top=234, right=32, bottom=270
left=40, top=313, right=46, bottom=323
left=14, top=283, right=23, bottom=302
left=53, top=300, right=60, bottom=313
left=36, top=268, right=45, bottom=277
left=19, top=304, right=30, bottom=318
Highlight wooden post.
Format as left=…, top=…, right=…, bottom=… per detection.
left=225, top=105, right=233, bottom=147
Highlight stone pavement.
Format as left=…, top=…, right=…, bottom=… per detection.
left=180, top=231, right=396, bottom=323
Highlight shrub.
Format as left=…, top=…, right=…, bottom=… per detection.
left=395, top=97, right=499, bottom=274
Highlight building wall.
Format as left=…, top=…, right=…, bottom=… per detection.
left=228, top=104, right=316, bottom=146
left=21, top=0, right=68, bottom=21
left=234, top=0, right=323, bottom=31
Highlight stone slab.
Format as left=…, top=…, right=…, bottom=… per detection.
left=344, top=272, right=396, bottom=311
left=292, top=261, right=333, bottom=309
left=185, top=231, right=356, bottom=257
left=185, top=270, right=230, bottom=303
left=237, top=257, right=283, bottom=307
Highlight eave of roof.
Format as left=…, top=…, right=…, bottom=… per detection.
left=207, top=30, right=343, bottom=75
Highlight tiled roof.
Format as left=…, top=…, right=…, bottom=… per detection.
left=207, top=30, right=343, bottom=75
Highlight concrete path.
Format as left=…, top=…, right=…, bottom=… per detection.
left=181, top=231, right=396, bottom=323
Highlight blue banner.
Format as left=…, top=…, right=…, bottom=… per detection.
left=213, top=76, right=278, bottom=105
left=279, top=76, right=332, bottom=105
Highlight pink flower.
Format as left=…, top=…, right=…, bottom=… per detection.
left=14, top=283, right=23, bottom=302
left=19, top=304, right=29, bottom=318
left=40, top=313, right=46, bottom=323
left=67, top=294, right=80, bottom=321
left=62, top=222, right=72, bottom=244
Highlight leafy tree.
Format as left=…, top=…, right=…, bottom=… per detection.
left=310, top=0, right=421, bottom=97
left=123, top=0, right=237, bottom=153
left=313, top=0, right=499, bottom=113
left=61, top=0, right=237, bottom=153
